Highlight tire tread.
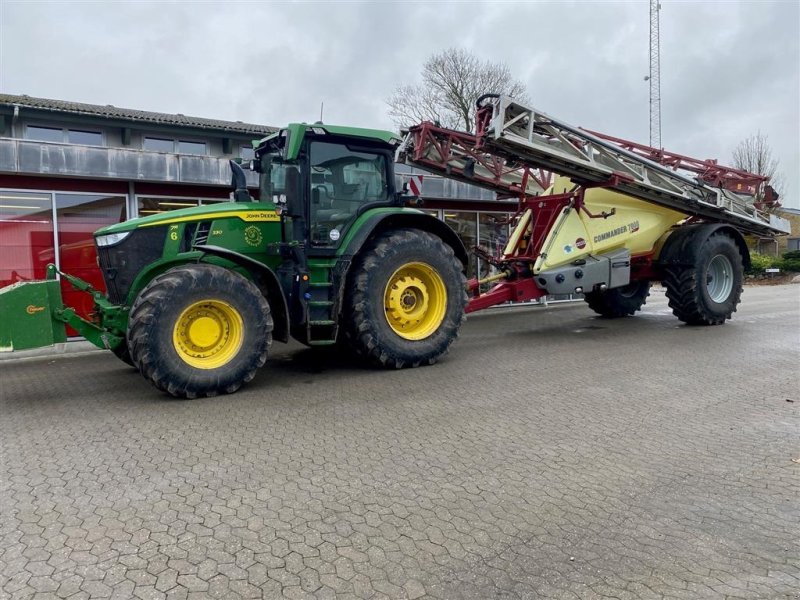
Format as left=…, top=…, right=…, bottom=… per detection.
left=344, top=229, right=467, bottom=369
left=127, top=264, right=272, bottom=398
left=662, top=232, right=743, bottom=326
left=584, top=282, right=651, bottom=318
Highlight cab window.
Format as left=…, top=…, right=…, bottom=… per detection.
left=309, top=141, right=388, bottom=246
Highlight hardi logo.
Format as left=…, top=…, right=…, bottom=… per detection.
left=26, top=305, right=46, bottom=315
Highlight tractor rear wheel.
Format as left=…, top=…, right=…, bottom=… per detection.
left=584, top=281, right=651, bottom=318
left=127, top=264, right=272, bottom=398
left=663, top=232, right=743, bottom=325
left=344, top=229, right=467, bottom=368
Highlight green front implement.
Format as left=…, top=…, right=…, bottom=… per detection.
left=0, top=277, right=67, bottom=351
left=0, top=265, right=124, bottom=353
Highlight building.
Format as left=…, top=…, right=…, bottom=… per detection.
left=0, top=94, right=520, bottom=327
left=0, top=94, right=280, bottom=324
left=775, top=207, right=800, bottom=253
left=749, top=207, right=800, bottom=256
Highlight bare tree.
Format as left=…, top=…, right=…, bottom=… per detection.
left=732, top=131, right=784, bottom=201
left=387, top=48, right=528, bottom=132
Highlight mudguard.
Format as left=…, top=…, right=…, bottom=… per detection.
left=194, top=244, right=290, bottom=343
left=340, top=212, right=469, bottom=267
left=656, top=224, right=751, bottom=270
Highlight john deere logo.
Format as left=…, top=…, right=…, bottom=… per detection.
left=244, top=225, right=263, bottom=247
left=26, top=305, right=45, bottom=315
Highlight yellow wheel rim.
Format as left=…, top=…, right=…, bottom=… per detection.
left=172, top=300, right=244, bottom=369
left=384, top=262, right=448, bottom=340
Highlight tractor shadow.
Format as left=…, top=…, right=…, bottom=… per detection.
left=245, top=343, right=383, bottom=393
left=268, top=343, right=370, bottom=377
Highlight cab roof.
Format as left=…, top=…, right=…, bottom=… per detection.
left=253, top=123, right=402, bottom=160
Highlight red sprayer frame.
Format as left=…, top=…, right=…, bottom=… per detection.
left=401, top=122, right=552, bottom=199
left=401, top=97, right=779, bottom=314
left=402, top=120, right=637, bottom=314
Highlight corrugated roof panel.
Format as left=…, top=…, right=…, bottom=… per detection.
left=0, top=93, right=277, bottom=135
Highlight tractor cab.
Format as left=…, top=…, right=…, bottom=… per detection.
left=250, top=124, right=406, bottom=252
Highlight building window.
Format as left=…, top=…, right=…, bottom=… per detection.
left=67, top=130, right=103, bottom=145
left=143, top=137, right=207, bottom=155
left=478, top=212, right=511, bottom=284
left=56, top=193, right=126, bottom=330
left=26, top=126, right=63, bottom=143
left=136, top=196, right=224, bottom=216
left=0, top=189, right=126, bottom=322
left=143, top=137, right=174, bottom=153
left=240, top=146, right=255, bottom=161
left=138, top=197, right=199, bottom=215
left=177, top=140, right=206, bottom=155
left=444, top=211, right=478, bottom=279
left=25, top=125, right=104, bottom=146
left=0, top=191, right=54, bottom=288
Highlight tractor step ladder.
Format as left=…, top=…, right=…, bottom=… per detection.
left=398, top=95, right=789, bottom=238
left=307, top=281, right=338, bottom=346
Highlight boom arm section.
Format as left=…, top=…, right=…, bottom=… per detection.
left=397, top=95, right=789, bottom=238
left=396, top=123, right=552, bottom=199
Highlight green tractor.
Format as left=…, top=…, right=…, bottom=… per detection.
left=0, top=124, right=469, bottom=398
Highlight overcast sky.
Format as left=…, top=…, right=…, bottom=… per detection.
left=1, top=0, right=798, bottom=207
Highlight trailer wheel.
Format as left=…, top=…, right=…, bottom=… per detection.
left=344, top=229, right=467, bottom=368
left=127, top=264, right=272, bottom=398
left=584, top=281, right=651, bottom=318
left=663, top=232, right=743, bottom=325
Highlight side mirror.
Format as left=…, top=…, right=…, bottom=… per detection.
left=229, top=160, right=252, bottom=202
left=397, top=181, right=423, bottom=207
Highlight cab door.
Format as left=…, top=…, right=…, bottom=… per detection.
left=307, top=140, right=393, bottom=249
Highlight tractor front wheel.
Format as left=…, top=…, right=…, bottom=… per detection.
left=344, top=230, right=467, bottom=368
left=584, top=281, right=651, bottom=318
left=127, top=264, right=272, bottom=398
left=110, top=342, right=135, bottom=367
left=663, top=232, right=743, bottom=325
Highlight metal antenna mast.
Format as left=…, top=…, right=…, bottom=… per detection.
left=648, top=0, right=662, bottom=148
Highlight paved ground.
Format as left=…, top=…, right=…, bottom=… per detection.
left=1, top=285, right=798, bottom=600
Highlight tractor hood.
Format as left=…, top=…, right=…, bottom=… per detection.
left=95, top=201, right=275, bottom=236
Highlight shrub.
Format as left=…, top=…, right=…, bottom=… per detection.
left=782, top=249, right=800, bottom=261
left=779, top=257, right=800, bottom=272
left=748, top=250, right=800, bottom=273
left=747, top=252, right=776, bottom=274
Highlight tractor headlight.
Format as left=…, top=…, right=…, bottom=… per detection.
left=96, top=231, right=132, bottom=247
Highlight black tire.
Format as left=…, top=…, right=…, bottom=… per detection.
left=663, top=232, right=743, bottom=325
left=110, top=342, right=135, bottom=367
left=127, top=264, right=272, bottom=398
left=584, top=281, right=651, bottom=318
left=343, top=229, right=467, bottom=368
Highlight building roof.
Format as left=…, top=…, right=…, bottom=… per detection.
left=0, top=93, right=277, bottom=135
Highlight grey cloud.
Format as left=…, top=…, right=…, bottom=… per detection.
left=1, top=0, right=797, bottom=206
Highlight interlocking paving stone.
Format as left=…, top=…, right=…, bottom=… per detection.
left=1, top=285, right=798, bottom=599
